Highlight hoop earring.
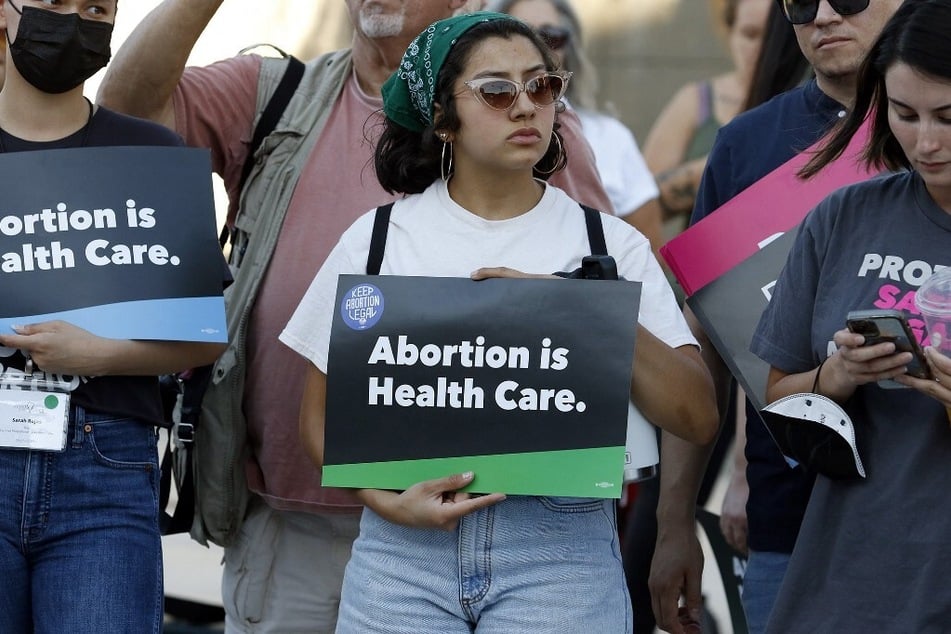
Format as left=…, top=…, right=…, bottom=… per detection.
left=535, top=132, right=564, bottom=176
left=441, top=140, right=454, bottom=183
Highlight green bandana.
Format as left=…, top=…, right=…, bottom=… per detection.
left=382, top=12, right=513, bottom=133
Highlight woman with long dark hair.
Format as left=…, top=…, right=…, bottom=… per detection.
left=753, top=1, right=951, bottom=630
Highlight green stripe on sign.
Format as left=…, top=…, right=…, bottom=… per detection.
left=323, top=446, right=625, bottom=498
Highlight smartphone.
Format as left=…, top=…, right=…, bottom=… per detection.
left=846, top=309, right=933, bottom=387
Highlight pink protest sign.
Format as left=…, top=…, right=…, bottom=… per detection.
left=661, top=122, right=876, bottom=297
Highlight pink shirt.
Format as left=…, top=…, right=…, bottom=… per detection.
left=174, top=54, right=615, bottom=514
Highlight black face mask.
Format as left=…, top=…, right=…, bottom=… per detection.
left=5, top=1, right=113, bottom=94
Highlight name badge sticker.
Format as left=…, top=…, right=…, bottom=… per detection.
left=0, top=390, right=69, bottom=451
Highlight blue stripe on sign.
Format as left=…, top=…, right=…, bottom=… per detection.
left=0, top=296, right=227, bottom=342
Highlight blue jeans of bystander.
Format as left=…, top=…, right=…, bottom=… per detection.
left=742, top=549, right=790, bottom=634
left=0, top=406, right=162, bottom=633
left=337, top=496, right=633, bottom=634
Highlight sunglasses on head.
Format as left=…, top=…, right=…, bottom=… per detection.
left=536, top=25, right=571, bottom=51
left=776, top=0, right=871, bottom=24
left=461, top=72, right=572, bottom=111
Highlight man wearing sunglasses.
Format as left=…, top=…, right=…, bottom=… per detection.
left=650, top=2, right=902, bottom=634
left=96, top=1, right=614, bottom=633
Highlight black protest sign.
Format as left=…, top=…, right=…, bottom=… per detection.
left=0, top=146, right=225, bottom=342
left=324, top=274, right=642, bottom=498
left=686, top=229, right=799, bottom=411
left=696, top=509, right=748, bottom=634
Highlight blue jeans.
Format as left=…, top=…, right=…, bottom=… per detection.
left=742, top=549, right=790, bottom=634
left=0, top=406, right=163, bottom=633
left=337, top=496, right=633, bottom=633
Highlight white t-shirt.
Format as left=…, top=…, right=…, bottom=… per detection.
left=575, top=108, right=659, bottom=217
left=280, top=180, right=694, bottom=371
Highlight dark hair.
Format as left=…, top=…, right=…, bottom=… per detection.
left=801, top=0, right=951, bottom=179
left=375, top=18, right=567, bottom=195
left=742, top=0, right=810, bottom=111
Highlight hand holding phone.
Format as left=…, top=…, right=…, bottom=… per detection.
left=846, top=309, right=933, bottom=387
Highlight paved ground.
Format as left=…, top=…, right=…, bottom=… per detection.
left=164, top=621, right=224, bottom=634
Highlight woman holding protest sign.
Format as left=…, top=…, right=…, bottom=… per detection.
left=0, top=1, right=225, bottom=632
left=750, top=1, right=951, bottom=630
left=280, top=12, right=716, bottom=633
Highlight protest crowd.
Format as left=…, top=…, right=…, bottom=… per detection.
left=1, top=0, right=950, bottom=632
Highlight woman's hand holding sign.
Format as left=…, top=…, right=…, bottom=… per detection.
left=0, top=321, right=120, bottom=376
left=470, top=267, right=556, bottom=281
left=0, top=320, right=224, bottom=377
left=300, top=363, right=505, bottom=530
left=356, top=473, right=506, bottom=531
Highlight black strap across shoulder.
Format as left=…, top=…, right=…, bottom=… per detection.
left=364, top=201, right=607, bottom=275
left=238, top=55, right=305, bottom=192
left=366, top=202, right=394, bottom=275
left=580, top=204, right=607, bottom=256
left=158, top=364, right=213, bottom=536
left=221, top=55, right=306, bottom=247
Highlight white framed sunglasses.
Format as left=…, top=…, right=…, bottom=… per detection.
left=460, top=72, right=572, bottom=111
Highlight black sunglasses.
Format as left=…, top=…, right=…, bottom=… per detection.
left=535, top=25, right=571, bottom=51
left=776, top=0, right=870, bottom=24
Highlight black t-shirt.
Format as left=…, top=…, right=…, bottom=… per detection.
left=0, top=105, right=185, bottom=426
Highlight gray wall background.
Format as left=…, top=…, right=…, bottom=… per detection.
left=293, top=0, right=735, bottom=142
left=580, top=0, right=733, bottom=140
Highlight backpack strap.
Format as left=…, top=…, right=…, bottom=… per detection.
left=238, top=55, right=305, bottom=191
left=220, top=55, right=306, bottom=247
left=552, top=204, right=613, bottom=279
left=159, top=440, right=195, bottom=535
left=366, top=203, right=394, bottom=275
left=365, top=201, right=603, bottom=276
left=158, top=363, right=213, bottom=536
left=580, top=203, right=608, bottom=256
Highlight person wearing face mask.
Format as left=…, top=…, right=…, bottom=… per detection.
left=0, top=1, right=225, bottom=632
left=3, top=0, right=111, bottom=94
